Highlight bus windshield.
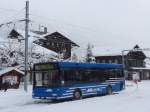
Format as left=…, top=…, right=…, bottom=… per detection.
left=34, top=70, right=60, bottom=87
left=33, top=64, right=61, bottom=87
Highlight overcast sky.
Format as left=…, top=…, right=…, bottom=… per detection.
left=1, top=0, right=150, bottom=55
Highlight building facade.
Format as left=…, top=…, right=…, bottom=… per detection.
left=95, top=45, right=150, bottom=80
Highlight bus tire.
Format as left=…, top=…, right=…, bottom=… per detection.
left=73, top=89, right=82, bottom=100
left=107, top=86, right=112, bottom=95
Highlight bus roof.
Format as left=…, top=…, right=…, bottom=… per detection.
left=34, top=62, right=123, bottom=69
left=56, top=62, right=123, bottom=69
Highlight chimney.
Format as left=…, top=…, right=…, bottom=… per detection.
left=44, top=27, right=47, bottom=34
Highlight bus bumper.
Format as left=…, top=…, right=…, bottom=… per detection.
left=32, top=87, right=59, bottom=100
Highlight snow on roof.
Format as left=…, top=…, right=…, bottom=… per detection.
left=14, top=29, right=43, bottom=43
left=1, top=28, right=57, bottom=55
left=0, top=67, right=24, bottom=76
left=93, top=45, right=147, bottom=57
left=40, top=31, right=79, bottom=47
left=93, top=46, right=126, bottom=57
left=131, top=67, right=150, bottom=70
left=35, top=28, right=81, bottom=47
left=15, top=29, right=59, bottom=55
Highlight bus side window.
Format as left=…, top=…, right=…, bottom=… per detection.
left=64, top=69, right=75, bottom=85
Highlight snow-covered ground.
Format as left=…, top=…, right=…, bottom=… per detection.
left=0, top=81, right=150, bottom=112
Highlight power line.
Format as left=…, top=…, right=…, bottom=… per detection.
left=0, top=18, right=33, bottom=29
left=0, top=19, right=26, bottom=28
left=0, top=7, right=25, bottom=28
left=9, top=7, right=25, bottom=20
left=29, top=13, right=98, bottom=33
left=29, top=17, right=99, bottom=43
left=0, top=8, right=23, bottom=13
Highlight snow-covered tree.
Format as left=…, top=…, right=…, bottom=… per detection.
left=0, top=38, right=54, bottom=67
left=0, top=39, right=24, bottom=67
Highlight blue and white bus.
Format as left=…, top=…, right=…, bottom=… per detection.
left=32, top=62, right=125, bottom=100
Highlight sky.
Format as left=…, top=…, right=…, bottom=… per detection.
left=1, top=0, right=150, bottom=56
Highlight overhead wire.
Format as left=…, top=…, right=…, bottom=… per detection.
left=29, top=13, right=98, bottom=33
left=0, top=8, right=98, bottom=48
left=0, top=7, right=25, bottom=28
left=29, top=13, right=102, bottom=46
left=29, top=13, right=100, bottom=46
left=0, top=7, right=22, bottom=13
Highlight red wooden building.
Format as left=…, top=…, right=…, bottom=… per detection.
left=0, top=67, right=24, bottom=89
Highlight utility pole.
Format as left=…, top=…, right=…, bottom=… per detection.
left=24, top=0, right=29, bottom=92
left=122, top=50, right=128, bottom=89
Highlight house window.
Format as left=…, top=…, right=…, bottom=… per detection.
left=109, top=60, right=112, bottom=63
left=46, top=42, right=50, bottom=46
left=102, top=60, right=105, bottom=63
left=51, top=42, right=54, bottom=46
left=57, top=43, right=59, bottom=47
left=111, top=59, right=114, bottom=63
left=97, top=60, right=100, bottom=63
left=136, top=60, right=144, bottom=67
left=2, top=75, right=18, bottom=85
left=115, top=59, right=118, bottom=63
left=128, top=59, right=136, bottom=67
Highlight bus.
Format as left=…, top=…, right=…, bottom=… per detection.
left=32, top=62, right=125, bottom=100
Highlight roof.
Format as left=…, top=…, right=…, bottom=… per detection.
left=33, top=32, right=80, bottom=53
left=8, top=29, right=23, bottom=39
left=42, top=32, right=79, bottom=47
left=94, top=45, right=146, bottom=58
left=0, top=67, right=24, bottom=76
left=7, top=29, right=57, bottom=55
left=35, top=62, right=123, bottom=69
left=93, top=46, right=126, bottom=57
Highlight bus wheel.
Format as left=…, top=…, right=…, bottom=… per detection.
left=73, top=89, right=82, bottom=100
left=107, top=86, right=112, bottom=95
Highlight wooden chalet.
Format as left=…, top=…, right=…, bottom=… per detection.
left=8, top=29, right=80, bottom=60
left=8, top=29, right=24, bottom=41
left=0, top=67, right=24, bottom=89
left=34, top=31, right=79, bottom=59
left=95, top=45, right=150, bottom=80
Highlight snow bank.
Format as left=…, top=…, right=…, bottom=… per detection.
left=0, top=81, right=150, bottom=112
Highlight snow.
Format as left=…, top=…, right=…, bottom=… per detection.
left=0, top=27, right=57, bottom=55
left=0, top=81, right=150, bottom=112
left=0, top=28, right=59, bottom=66
left=131, top=67, right=150, bottom=70
left=0, top=67, right=24, bottom=76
